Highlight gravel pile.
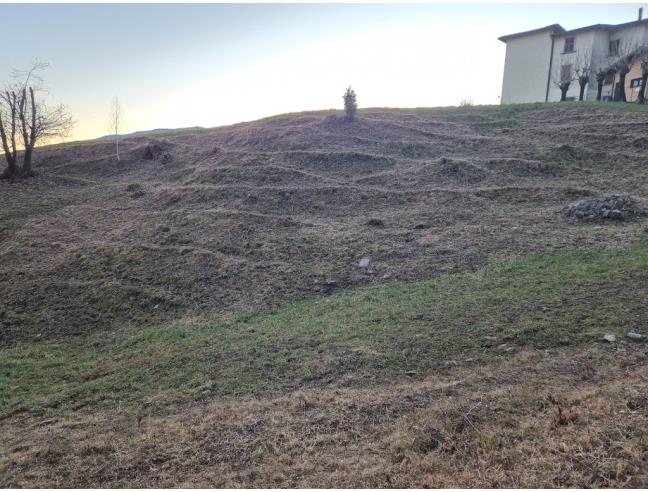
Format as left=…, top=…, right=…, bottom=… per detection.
left=564, top=193, right=646, bottom=222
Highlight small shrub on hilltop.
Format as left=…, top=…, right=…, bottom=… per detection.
left=343, top=86, right=357, bottom=121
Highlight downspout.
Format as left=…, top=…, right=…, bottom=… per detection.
left=546, top=32, right=556, bottom=102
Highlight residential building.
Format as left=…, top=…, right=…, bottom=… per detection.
left=499, top=9, right=648, bottom=103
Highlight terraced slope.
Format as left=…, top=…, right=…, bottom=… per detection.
left=3, top=104, right=648, bottom=346
left=1, top=103, right=647, bottom=487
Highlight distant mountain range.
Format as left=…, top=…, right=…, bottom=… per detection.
left=97, top=127, right=204, bottom=141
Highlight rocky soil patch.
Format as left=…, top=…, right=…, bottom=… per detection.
left=564, top=193, right=647, bottom=222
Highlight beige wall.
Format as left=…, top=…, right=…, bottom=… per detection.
left=500, top=31, right=554, bottom=103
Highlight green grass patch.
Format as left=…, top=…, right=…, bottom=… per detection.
left=2, top=241, right=648, bottom=417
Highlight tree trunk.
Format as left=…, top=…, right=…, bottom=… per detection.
left=579, top=81, right=586, bottom=101
left=22, top=146, right=33, bottom=175
left=638, top=75, right=648, bottom=104
left=560, top=82, right=570, bottom=101
left=116, top=137, right=120, bottom=161
left=20, top=87, right=37, bottom=176
left=619, top=69, right=629, bottom=102
left=596, top=80, right=603, bottom=100
left=639, top=63, right=648, bottom=104
left=0, top=114, right=17, bottom=177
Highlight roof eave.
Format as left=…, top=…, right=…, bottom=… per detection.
left=498, top=23, right=565, bottom=43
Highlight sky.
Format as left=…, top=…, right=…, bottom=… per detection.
left=0, top=2, right=646, bottom=142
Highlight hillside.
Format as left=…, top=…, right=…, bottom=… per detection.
left=1, top=103, right=648, bottom=487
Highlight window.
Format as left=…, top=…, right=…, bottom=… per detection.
left=604, top=71, right=614, bottom=84
left=631, top=78, right=643, bottom=88
left=561, top=64, right=573, bottom=82
left=563, top=37, right=575, bottom=53
left=609, top=39, right=620, bottom=56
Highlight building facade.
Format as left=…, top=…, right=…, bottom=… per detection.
left=499, top=13, right=648, bottom=103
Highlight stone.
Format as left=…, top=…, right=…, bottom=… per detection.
left=603, top=334, right=616, bottom=343
left=564, top=194, right=646, bottom=222
left=358, top=257, right=371, bottom=269
left=626, top=331, right=643, bottom=341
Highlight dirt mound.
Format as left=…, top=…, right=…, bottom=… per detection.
left=436, top=157, right=488, bottom=183
left=140, top=139, right=174, bottom=161
left=564, top=193, right=647, bottom=221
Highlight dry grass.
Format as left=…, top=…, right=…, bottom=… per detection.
left=3, top=104, right=648, bottom=345
left=2, top=345, right=647, bottom=487
left=2, top=103, right=648, bottom=486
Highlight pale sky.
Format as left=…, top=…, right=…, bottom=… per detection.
left=0, top=3, right=645, bottom=141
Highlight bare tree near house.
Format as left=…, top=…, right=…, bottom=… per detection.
left=0, top=63, right=73, bottom=178
left=611, top=41, right=637, bottom=102
left=594, top=66, right=616, bottom=101
left=343, top=86, right=357, bottom=121
left=616, top=63, right=631, bottom=102
left=593, top=50, right=618, bottom=101
left=638, top=58, right=648, bottom=104
left=574, top=51, right=592, bottom=101
left=109, top=97, right=122, bottom=161
left=552, top=57, right=577, bottom=102
left=595, top=69, right=606, bottom=101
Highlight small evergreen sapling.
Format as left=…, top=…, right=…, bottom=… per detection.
left=343, top=86, right=357, bottom=121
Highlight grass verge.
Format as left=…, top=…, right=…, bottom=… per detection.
left=2, top=240, right=648, bottom=417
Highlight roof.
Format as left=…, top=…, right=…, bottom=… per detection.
left=559, top=18, right=648, bottom=37
left=499, top=18, right=648, bottom=43
left=498, top=24, right=565, bottom=43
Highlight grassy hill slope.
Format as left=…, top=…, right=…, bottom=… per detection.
left=1, top=103, right=647, bottom=486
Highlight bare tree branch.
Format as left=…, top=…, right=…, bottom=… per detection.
left=0, top=62, right=74, bottom=178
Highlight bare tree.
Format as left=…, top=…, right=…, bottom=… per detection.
left=0, top=63, right=73, bottom=178
left=611, top=41, right=637, bottom=102
left=109, top=97, right=122, bottom=161
left=574, top=51, right=592, bottom=101
left=638, top=57, right=648, bottom=104
left=594, top=69, right=606, bottom=101
left=552, top=56, right=577, bottom=102
left=343, top=86, right=357, bottom=121
left=593, top=51, right=615, bottom=101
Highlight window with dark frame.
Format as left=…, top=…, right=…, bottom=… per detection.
left=630, top=78, right=642, bottom=88
left=609, top=39, right=620, bottom=56
left=604, top=71, right=614, bottom=84
left=563, top=37, right=575, bottom=53
left=561, top=64, right=573, bottom=82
